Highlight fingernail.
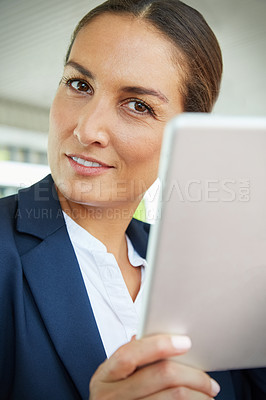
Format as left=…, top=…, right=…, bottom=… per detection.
left=171, top=335, right=192, bottom=350
left=210, top=378, right=221, bottom=396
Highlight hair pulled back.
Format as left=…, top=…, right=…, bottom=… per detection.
left=65, top=0, right=223, bottom=112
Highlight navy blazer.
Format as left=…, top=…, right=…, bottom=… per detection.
left=0, top=175, right=265, bottom=399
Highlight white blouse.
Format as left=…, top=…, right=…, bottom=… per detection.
left=63, top=212, right=147, bottom=358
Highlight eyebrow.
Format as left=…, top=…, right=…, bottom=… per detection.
left=65, top=60, right=95, bottom=80
left=65, top=60, right=169, bottom=103
left=120, top=86, right=169, bottom=103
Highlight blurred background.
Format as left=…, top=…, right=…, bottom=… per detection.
left=0, top=0, right=265, bottom=219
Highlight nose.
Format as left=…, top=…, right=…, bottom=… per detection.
left=73, top=98, right=112, bottom=147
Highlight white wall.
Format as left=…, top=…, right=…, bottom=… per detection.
left=185, top=0, right=266, bottom=116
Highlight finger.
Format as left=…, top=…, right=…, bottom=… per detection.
left=114, top=359, right=220, bottom=398
left=96, top=335, right=192, bottom=382
left=142, top=386, right=215, bottom=400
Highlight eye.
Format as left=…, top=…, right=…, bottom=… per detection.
left=66, top=79, right=93, bottom=94
left=126, top=100, right=154, bottom=115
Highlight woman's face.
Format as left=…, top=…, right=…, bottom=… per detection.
left=48, top=13, right=183, bottom=209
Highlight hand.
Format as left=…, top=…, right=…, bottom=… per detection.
left=89, top=334, right=220, bottom=399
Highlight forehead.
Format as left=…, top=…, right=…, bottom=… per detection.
left=69, top=13, right=182, bottom=92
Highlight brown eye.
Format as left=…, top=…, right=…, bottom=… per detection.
left=127, top=100, right=150, bottom=114
left=68, top=79, right=92, bottom=93
left=134, top=102, right=147, bottom=112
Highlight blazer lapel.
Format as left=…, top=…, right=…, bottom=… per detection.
left=17, top=175, right=106, bottom=398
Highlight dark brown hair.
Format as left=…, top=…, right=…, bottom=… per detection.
left=65, top=0, right=223, bottom=112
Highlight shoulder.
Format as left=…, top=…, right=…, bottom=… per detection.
left=0, top=175, right=58, bottom=268
left=0, top=194, right=21, bottom=287
left=0, top=193, right=18, bottom=240
left=0, top=193, right=23, bottom=269
left=0, top=192, right=18, bottom=214
left=0, top=194, right=23, bottom=305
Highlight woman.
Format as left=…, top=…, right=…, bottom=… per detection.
left=0, top=0, right=265, bottom=399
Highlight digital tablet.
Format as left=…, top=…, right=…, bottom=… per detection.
left=138, top=114, right=266, bottom=371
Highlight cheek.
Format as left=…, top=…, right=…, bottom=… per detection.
left=49, top=96, right=68, bottom=136
left=119, top=123, right=163, bottom=164
left=48, top=109, right=59, bottom=161
left=139, top=132, right=163, bottom=164
left=126, top=133, right=163, bottom=185
left=48, top=97, right=67, bottom=166
left=142, top=134, right=164, bottom=181
left=48, top=96, right=75, bottom=151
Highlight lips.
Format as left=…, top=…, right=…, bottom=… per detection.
left=71, top=156, right=102, bottom=167
left=67, top=154, right=112, bottom=168
left=66, top=154, right=113, bottom=176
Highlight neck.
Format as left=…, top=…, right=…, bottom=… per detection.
left=58, top=192, right=144, bottom=301
left=58, top=194, right=140, bottom=262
